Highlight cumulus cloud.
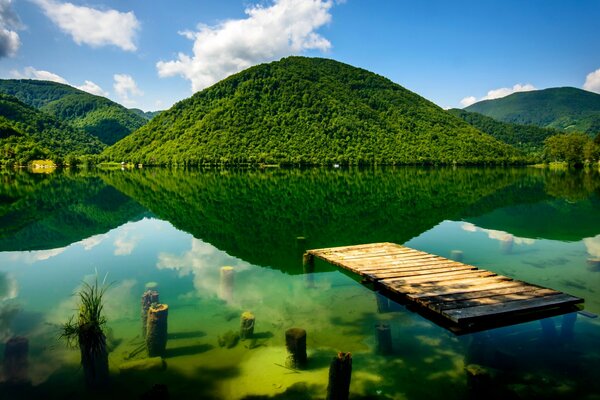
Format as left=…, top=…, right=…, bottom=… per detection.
left=34, top=0, right=139, bottom=51
left=157, top=0, right=335, bottom=92
left=583, top=68, right=600, bottom=94
left=113, top=73, right=143, bottom=106
left=0, top=0, right=21, bottom=58
left=460, top=83, right=536, bottom=108
left=10, top=66, right=69, bottom=84
left=76, top=80, right=108, bottom=97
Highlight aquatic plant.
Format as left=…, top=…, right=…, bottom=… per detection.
left=60, top=278, right=110, bottom=389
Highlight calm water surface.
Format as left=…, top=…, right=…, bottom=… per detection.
left=0, top=167, right=599, bottom=399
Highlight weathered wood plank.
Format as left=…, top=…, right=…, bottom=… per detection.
left=380, top=270, right=495, bottom=284
left=418, top=284, right=552, bottom=305
left=443, top=294, right=584, bottom=323
left=345, top=257, right=461, bottom=271
left=364, top=265, right=476, bottom=279
left=430, top=288, right=561, bottom=311
left=399, top=278, right=521, bottom=298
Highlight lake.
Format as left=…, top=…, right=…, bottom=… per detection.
left=1, top=167, right=599, bottom=399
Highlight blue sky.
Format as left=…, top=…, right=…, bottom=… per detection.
left=1, top=0, right=599, bottom=111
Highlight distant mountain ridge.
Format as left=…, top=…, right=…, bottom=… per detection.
left=465, top=87, right=600, bottom=135
left=0, top=79, right=148, bottom=145
left=0, top=93, right=105, bottom=163
left=104, top=56, right=519, bottom=165
left=448, top=108, right=560, bottom=154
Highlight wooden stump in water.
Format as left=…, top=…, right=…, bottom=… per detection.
left=141, top=290, right=160, bottom=338
left=219, top=266, right=234, bottom=302
left=450, top=250, right=464, bottom=262
left=326, top=352, right=352, bottom=400
left=303, top=252, right=315, bottom=288
left=375, top=323, right=392, bottom=354
left=240, top=311, right=255, bottom=340
left=146, top=304, right=169, bottom=357
left=285, top=328, right=307, bottom=369
left=3, top=336, right=29, bottom=383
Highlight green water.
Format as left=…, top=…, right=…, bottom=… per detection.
left=1, top=167, right=599, bottom=399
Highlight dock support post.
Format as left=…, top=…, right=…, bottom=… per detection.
left=3, top=336, right=29, bottom=383
left=540, top=318, right=557, bottom=344
left=220, top=266, right=234, bottom=302
left=326, top=352, right=352, bottom=400
left=146, top=304, right=169, bottom=357
left=141, top=290, right=159, bottom=337
left=285, top=328, right=307, bottom=369
left=303, top=252, right=315, bottom=288
left=240, top=311, right=255, bottom=340
left=375, top=292, right=390, bottom=313
left=375, top=323, right=392, bottom=354
left=560, top=312, right=577, bottom=341
left=450, top=250, right=464, bottom=262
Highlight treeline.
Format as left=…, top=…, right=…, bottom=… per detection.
left=544, top=131, right=600, bottom=166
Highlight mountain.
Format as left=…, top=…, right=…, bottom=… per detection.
left=465, top=87, right=600, bottom=135
left=104, top=56, right=519, bottom=165
left=0, top=79, right=148, bottom=145
left=0, top=94, right=105, bottom=163
left=129, top=108, right=162, bottom=120
left=448, top=108, right=560, bottom=154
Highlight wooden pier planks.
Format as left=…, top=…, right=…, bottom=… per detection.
left=306, top=242, right=583, bottom=328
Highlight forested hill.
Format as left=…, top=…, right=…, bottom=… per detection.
left=0, top=94, right=105, bottom=163
left=465, top=87, right=600, bottom=135
left=0, top=79, right=147, bottom=145
left=104, top=56, right=520, bottom=165
left=448, top=108, right=559, bottom=154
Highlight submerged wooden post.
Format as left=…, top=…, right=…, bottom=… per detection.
left=220, top=266, right=234, bottom=302
left=326, top=352, right=352, bottom=400
left=240, top=311, right=255, bottom=339
left=560, top=312, right=577, bottom=341
left=141, top=290, right=160, bottom=337
left=146, top=304, right=169, bottom=357
left=303, top=251, right=315, bottom=288
left=450, top=250, right=464, bottom=262
left=540, top=317, right=557, bottom=344
left=587, top=257, right=600, bottom=272
left=3, top=336, right=29, bottom=383
left=500, top=235, right=514, bottom=254
left=285, top=328, right=307, bottom=369
left=375, top=292, right=390, bottom=313
left=375, top=323, right=392, bottom=354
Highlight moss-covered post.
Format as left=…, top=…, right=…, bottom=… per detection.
left=146, top=304, right=169, bottom=357
left=240, top=311, right=255, bottom=339
left=375, top=323, right=392, bottom=354
left=3, top=336, right=29, bottom=383
left=285, top=328, right=307, bottom=369
left=141, top=290, right=159, bottom=337
left=219, top=266, right=234, bottom=302
left=326, top=352, right=352, bottom=400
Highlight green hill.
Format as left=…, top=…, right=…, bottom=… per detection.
left=129, top=108, right=161, bottom=120
left=0, top=79, right=148, bottom=145
left=0, top=94, right=105, bottom=164
left=104, top=57, right=520, bottom=165
left=465, top=87, right=600, bottom=135
left=448, top=108, right=560, bottom=154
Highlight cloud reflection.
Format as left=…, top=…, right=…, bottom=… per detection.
left=584, top=234, right=600, bottom=258
left=461, top=223, right=535, bottom=245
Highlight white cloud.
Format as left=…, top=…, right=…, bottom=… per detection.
left=75, top=80, right=108, bottom=97
left=79, top=233, right=108, bottom=250
left=583, top=68, right=600, bottom=94
left=0, top=0, right=21, bottom=58
left=460, top=83, right=536, bottom=108
left=459, top=96, right=477, bottom=107
left=34, top=0, right=139, bottom=51
left=584, top=234, right=600, bottom=258
left=113, top=73, right=143, bottom=106
left=157, top=0, right=335, bottom=92
left=8, top=247, right=67, bottom=264
left=10, top=66, right=68, bottom=84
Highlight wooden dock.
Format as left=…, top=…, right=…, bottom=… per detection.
left=305, top=242, right=584, bottom=331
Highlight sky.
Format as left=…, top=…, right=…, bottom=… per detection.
left=1, top=0, right=599, bottom=111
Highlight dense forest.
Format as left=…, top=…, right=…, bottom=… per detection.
left=0, top=94, right=105, bottom=165
left=465, top=87, right=600, bottom=135
left=104, top=57, right=521, bottom=166
left=448, top=108, right=559, bottom=155
left=0, top=79, right=148, bottom=145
